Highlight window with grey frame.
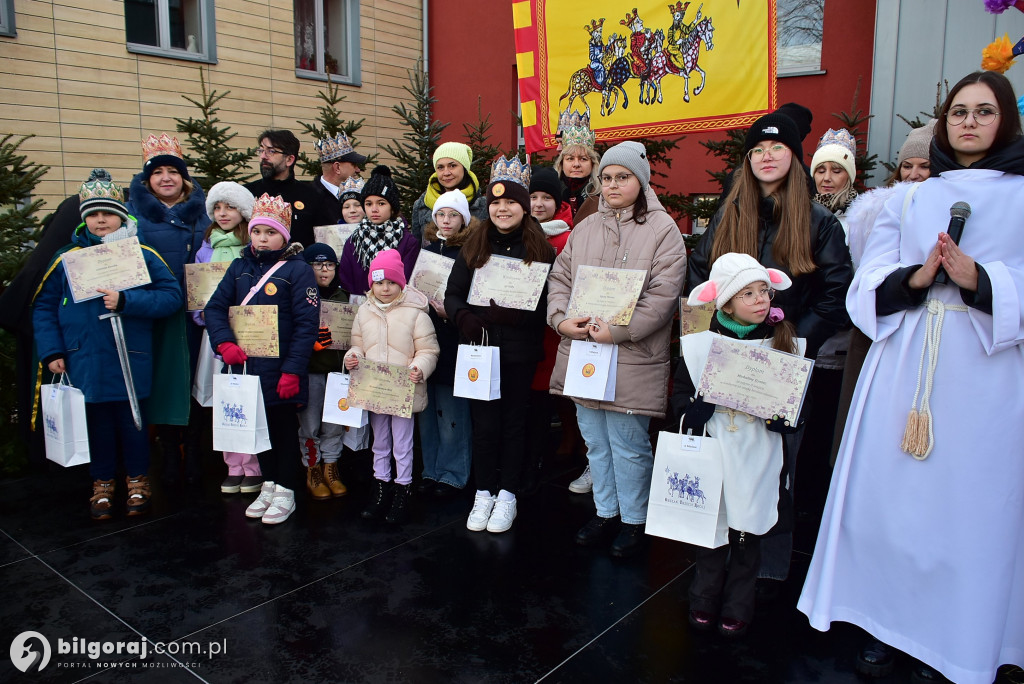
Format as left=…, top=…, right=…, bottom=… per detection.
left=0, top=0, right=15, bottom=37
left=777, top=0, right=823, bottom=75
left=295, top=0, right=361, bottom=84
left=125, top=0, right=216, bottom=63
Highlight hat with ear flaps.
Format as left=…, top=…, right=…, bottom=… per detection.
left=687, top=252, right=792, bottom=310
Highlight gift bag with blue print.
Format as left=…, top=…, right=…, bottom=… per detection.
left=40, top=374, right=90, bottom=467
left=212, top=365, right=271, bottom=454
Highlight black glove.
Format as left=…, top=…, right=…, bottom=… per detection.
left=765, top=414, right=802, bottom=434
left=455, top=309, right=488, bottom=345
left=482, top=299, right=525, bottom=326
left=681, top=393, right=717, bottom=433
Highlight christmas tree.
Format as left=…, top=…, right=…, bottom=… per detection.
left=463, top=98, right=503, bottom=187
left=174, top=68, right=256, bottom=189
left=0, top=134, right=48, bottom=285
left=296, top=74, right=375, bottom=178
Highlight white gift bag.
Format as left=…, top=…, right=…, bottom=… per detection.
left=646, top=422, right=729, bottom=549
left=192, top=329, right=224, bottom=407
left=562, top=340, right=617, bottom=401
left=212, top=367, right=272, bottom=454
left=453, top=334, right=501, bottom=401
left=322, top=372, right=369, bottom=427
left=40, top=375, right=91, bottom=467
left=342, top=424, right=371, bottom=451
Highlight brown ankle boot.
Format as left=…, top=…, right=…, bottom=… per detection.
left=90, top=479, right=116, bottom=521
left=125, top=475, right=152, bottom=516
left=323, top=462, right=347, bottom=498
left=306, top=464, right=331, bottom=500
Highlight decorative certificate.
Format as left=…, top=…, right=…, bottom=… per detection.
left=320, top=301, right=357, bottom=349
left=680, top=299, right=716, bottom=337
left=228, top=305, right=280, bottom=358
left=697, top=337, right=814, bottom=420
left=409, top=250, right=455, bottom=306
left=61, top=237, right=151, bottom=303
left=184, top=262, right=230, bottom=311
left=313, top=224, right=356, bottom=258
left=466, top=255, right=551, bottom=311
left=565, top=265, right=646, bottom=325
left=347, top=359, right=415, bottom=418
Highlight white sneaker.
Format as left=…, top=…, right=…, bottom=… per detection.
left=568, top=465, right=593, bottom=494
left=262, top=486, right=296, bottom=525
left=466, top=492, right=496, bottom=532
left=245, top=481, right=277, bottom=518
left=486, top=498, right=517, bottom=533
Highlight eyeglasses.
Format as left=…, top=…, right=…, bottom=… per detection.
left=945, top=107, right=999, bottom=126
left=747, top=144, right=789, bottom=162
left=599, top=172, right=634, bottom=186
left=312, top=263, right=337, bottom=271
left=257, top=146, right=284, bottom=157
left=732, top=287, right=775, bottom=305
left=435, top=211, right=463, bottom=221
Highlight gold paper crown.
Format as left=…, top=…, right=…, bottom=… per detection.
left=585, top=18, right=605, bottom=36
left=141, top=133, right=183, bottom=163
left=668, top=1, right=690, bottom=15
left=816, top=128, right=858, bottom=157
left=79, top=177, right=125, bottom=205
left=620, top=8, right=640, bottom=28
left=490, top=155, right=531, bottom=189
left=338, top=175, right=365, bottom=197
left=251, top=193, right=292, bottom=230
left=316, top=132, right=356, bottom=162
left=557, top=111, right=596, bottom=149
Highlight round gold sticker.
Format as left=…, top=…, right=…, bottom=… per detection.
left=491, top=182, right=505, bottom=197
left=468, top=368, right=479, bottom=382
left=294, top=201, right=305, bottom=210
left=264, top=282, right=277, bottom=296
left=338, top=398, right=348, bottom=411
left=582, top=363, right=596, bottom=378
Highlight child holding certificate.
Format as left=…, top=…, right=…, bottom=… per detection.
left=671, top=253, right=804, bottom=638
left=299, top=243, right=350, bottom=501
left=33, top=170, right=183, bottom=520
left=204, top=194, right=320, bottom=525
left=344, top=249, right=439, bottom=524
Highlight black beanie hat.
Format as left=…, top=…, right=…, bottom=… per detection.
left=744, top=113, right=804, bottom=163
left=360, top=165, right=401, bottom=216
left=528, top=166, right=564, bottom=210
left=303, top=242, right=339, bottom=264
left=775, top=102, right=813, bottom=142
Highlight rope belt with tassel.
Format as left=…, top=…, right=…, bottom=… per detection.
left=901, top=298, right=968, bottom=460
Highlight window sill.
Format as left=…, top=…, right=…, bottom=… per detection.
left=127, top=43, right=217, bottom=64
left=295, top=69, right=361, bottom=87
left=0, top=28, right=14, bottom=38
left=778, top=68, right=827, bottom=78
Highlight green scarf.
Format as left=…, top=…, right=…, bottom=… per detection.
left=423, top=169, right=481, bottom=209
left=716, top=310, right=758, bottom=338
left=209, top=228, right=245, bottom=263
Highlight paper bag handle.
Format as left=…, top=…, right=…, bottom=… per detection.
left=678, top=416, right=709, bottom=439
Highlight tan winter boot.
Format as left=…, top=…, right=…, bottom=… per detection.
left=90, top=479, right=116, bottom=521
left=323, top=462, right=348, bottom=498
left=125, top=475, right=152, bottom=516
left=306, top=464, right=331, bottom=500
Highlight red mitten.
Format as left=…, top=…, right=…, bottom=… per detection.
left=277, top=372, right=300, bottom=399
left=313, top=325, right=333, bottom=352
left=218, top=342, right=248, bottom=366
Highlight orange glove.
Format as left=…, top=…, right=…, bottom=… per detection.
left=313, top=326, right=333, bottom=352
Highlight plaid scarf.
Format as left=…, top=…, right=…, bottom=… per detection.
left=353, top=216, right=406, bottom=269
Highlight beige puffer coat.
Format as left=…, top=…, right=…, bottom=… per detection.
left=345, top=287, right=440, bottom=413
left=547, top=188, right=687, bottom=418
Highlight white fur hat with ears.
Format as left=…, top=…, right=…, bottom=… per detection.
left=687, top=252, right=792, bottom=309
left=205, top=181, right=255, bottom=221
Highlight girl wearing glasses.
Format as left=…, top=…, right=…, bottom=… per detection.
left=800, top=71, right=1024, bottom=684
left=547, top=141, right=688, bottom=558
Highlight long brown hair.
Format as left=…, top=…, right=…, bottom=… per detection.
left=770, top=319, right=798, bottom=354
left=460, top=214, right=555, bottom=269
left=711, top=153, right=816, bottom=276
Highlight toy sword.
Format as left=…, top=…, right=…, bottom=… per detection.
left=99, top=311, right=143, bottom=430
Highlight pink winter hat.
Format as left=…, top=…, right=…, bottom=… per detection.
left=368, top=249, right=406, bottom=289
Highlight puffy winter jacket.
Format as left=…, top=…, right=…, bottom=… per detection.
left=686, top=196, right=853, bottom=357
left=336, top=219, right=421, bottom=296
left=126, top=175, right=208, bottom=287
left=204, top=242, right=320, bottom=406
left=547, top=188, right=687, bottom=418
left=344, top=287, right=440, bottom=412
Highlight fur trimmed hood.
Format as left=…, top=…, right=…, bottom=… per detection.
left=128, top=172, right=207, bottom=225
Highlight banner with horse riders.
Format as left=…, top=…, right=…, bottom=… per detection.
left=513, top=0, right=778, bottom=152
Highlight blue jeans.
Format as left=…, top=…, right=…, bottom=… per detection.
left=575, top=405, right=652, bottom=525
left=418, top=382, right=472, bottom=488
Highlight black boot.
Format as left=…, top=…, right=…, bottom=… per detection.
left=609, top=522, right=647, bottom=558
left=385, top=483, right=411, bottom=524
left=361, top=480, right=392, bottom=520
left=856, top=640, right=896, bottom=678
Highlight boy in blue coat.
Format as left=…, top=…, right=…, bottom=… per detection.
left=33, top=170, right=184, bottom=520
left=204, top=194, right=320, bottom=525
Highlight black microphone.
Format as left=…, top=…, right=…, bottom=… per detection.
left=933, top=201, right=971, bottom=285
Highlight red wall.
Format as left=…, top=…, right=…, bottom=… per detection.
left=428, top=1, right=876, bottom=231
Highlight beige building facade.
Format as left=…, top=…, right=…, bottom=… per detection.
left=0, top=0, right=423, bottom=210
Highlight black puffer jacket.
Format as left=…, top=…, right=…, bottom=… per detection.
left=686, top=198, right=853, bottom=358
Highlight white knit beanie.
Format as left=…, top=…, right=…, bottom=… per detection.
left=687, top=253, right=792, bottom=309
left=811, top=128, right=857, bottom=184
left=432, top=189, right=471, bottom=226
left=598, top=141, right=651, bottom=189
left=205, top=181, right=255, bottom=221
